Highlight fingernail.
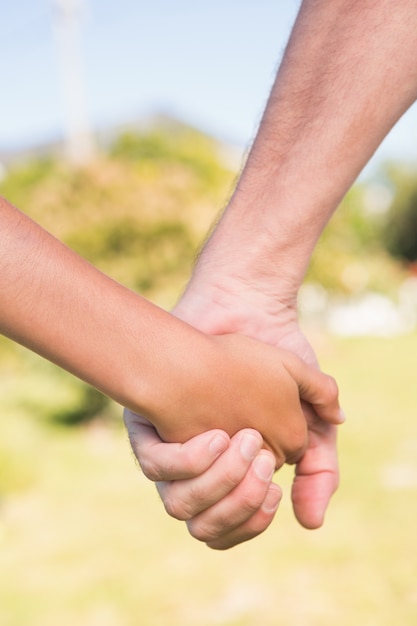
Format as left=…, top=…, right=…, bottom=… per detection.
left=253, top=454, right=275, bottom=482
left=209, top=434, right=229, bottom=457
left=262, top=486, right=282, bottom=513
left=240, top=433, right=261, bottom=461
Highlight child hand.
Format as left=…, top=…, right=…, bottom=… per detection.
left=137, top=332, right=342, bottom=469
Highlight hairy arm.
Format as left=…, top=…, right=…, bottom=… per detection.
left=196, top=0, right=417, bottom=302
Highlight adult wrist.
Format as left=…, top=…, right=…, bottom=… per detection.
left=194, top=188, right=320, bottom=303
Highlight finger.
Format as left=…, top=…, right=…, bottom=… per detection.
left=156, top=429, right=264, bottom=520
left=205, top=484, right=282, bottom=550
left=291, top=415, right=339, bottom=529
left=185, top=450, right=278, bottom=544
left=284, top=356, right=345, bottom=425
left=124, top=408, right=230, bottom=481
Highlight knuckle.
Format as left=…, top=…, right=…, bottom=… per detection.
left=206, top=515, right=273, bottom=550
left=136, top=455, right=162, bottom=481
left=138, top=452, right=179, bottom=482
left=206, top=541, right=232, bottom=551
left=186, top=520, right=211, bottom=543
left=216, top=465, right=247, bottom=492
left=186, top=515, right=229, bottom=544
left=236, top=485, right=266, bottom=516
left=162, top=482, right=208, bottom=521
left=178, top=447, right=205, bottom=476
left=186, top=484, right=212, bottom=513
left=163, top=495, right=192, bottom=521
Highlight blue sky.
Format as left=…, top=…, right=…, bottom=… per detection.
left=1, top=0, right=417, bottom=175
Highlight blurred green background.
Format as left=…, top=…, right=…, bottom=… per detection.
left=1, top=123, right=417, bottom=625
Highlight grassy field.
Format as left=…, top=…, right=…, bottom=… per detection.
left=1, top=332, right=417, bottom=626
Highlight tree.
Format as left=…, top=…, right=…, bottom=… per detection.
left=383, top=166, right=417, bottom=263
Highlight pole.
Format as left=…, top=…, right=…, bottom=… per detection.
left=51, top=0, right=96, bottom=165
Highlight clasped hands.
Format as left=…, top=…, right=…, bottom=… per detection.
left=125, top=285, right=344, bottom=550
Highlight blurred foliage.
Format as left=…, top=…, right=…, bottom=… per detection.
left=110, top=125, right=229, bottom=188
left=49, top=386, right=111, bottom=427
left=382, top=164, right=417, bottom=263
left=0, top=126, right=234, bottom=297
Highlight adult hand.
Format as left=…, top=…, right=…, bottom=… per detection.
left=125, top=275, right=342, bottom=549
left=125, top=416, right=283, bottom=549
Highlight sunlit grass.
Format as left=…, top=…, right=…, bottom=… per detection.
left=1, top=333, right=417, bottom=625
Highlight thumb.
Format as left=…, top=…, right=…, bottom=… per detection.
left=291, top=420, right=339, bottom=528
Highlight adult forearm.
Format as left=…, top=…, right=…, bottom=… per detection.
left=198, top=0, right=417, bottom=291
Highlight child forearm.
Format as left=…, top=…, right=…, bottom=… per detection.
left=0, top=196, right=204, bottom=417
